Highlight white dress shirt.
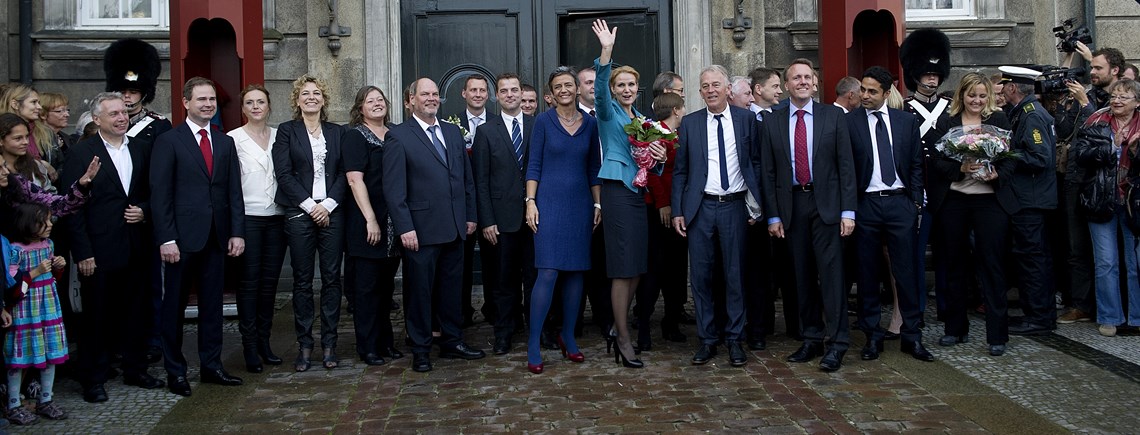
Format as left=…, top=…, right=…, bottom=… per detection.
left=865, top=105, right=904, bottom=192
left=100, top=132, right=133, bottom=194
left=297, top=129, right=338, bottom=213
left=704, top=107, right=745, bottom=195
left=229, top=126, right=282, bottom=216
left=501, top=111, right=524, bottom=140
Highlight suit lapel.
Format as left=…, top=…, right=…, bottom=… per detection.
left=128, top=141, right=146, bottom=196
left=812, top=105, right=825, bottom=162
left=855, top=111, right=874, bottom=168
left=293, top=122, right=314, bottom=174
left=181, top=124, right=210, bottom=177
left=888, top=110, right=908, bottom=175
left=732, top=109, right=749, bottom=168
left=521, top=114, right=535, bottom=171
left=773, top=107, right=792, bottom=168
left=405, top=119, right=448, bottom=167
left=92, top=141, right=127, bottom=197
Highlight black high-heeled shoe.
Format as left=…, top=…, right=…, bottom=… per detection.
left=258, top=342, right=283, bottom=366
left=605, top=328, right=617, bottom=354
left=614, top=345, right=644, bottom=369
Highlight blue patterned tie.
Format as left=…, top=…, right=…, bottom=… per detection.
left=512, top=118, right=523, bottom=169
left=427, top=125, right=448, bottom=165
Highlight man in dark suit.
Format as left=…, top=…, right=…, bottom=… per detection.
left=150, top=77, right=245, bottom=396
left=472, top=73, right=536, bottom=355
left=453, top=74, right=500, bottom=328
left=672, top=65, right=763, bottom=368
left=846, top=66, right=934, bottom=363
left=759, top=58, right=857, bottom=372
left=64, top=92, right=165, bottom=403
left=384, top=77, right=485, bottom=372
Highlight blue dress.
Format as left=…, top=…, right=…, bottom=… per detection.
left=526, top=108, right=602, bottom=270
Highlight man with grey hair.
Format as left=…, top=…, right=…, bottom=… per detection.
left=672, top=64, right=763, bottom=367
left=652, top=71, right=684, bottom=99
left=63, top=91, right=165, bottom=403
left=728, top=76, right=754, bottom=110
left=833, top=76, right=861, bottom=113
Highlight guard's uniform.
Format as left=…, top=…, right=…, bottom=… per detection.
left=126, top=108, right=172, bottom=147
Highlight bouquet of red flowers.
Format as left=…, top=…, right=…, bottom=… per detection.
left=623, top=116, right=678, bottom=187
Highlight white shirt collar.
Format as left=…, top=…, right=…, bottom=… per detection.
left=412, top=114, right=438, bottom=133
left=707, top=105, right=731, bottom=120
left=185, top=117, right=211, bottom=135
left=500, top=110, right=522, bottom=127
left=98, top=131, right=129, bottom=149
left=866, top=103, right=888, bottom=118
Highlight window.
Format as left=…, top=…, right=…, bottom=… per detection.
left=76, top=0, right=169, bottom=29
left=906, top=0, right=975, bottom=20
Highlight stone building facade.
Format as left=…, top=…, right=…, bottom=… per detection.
left=2, top=0, right=1136, bottom=129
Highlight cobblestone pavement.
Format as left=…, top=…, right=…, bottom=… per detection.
left=7, top=289, right=1140, bottom=434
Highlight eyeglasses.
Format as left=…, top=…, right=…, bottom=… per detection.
left=49, top=108, right=69, bottom=114
left=1110, top=95, right=1136, bottom=102
left=667, top=87, right=685, bottom=94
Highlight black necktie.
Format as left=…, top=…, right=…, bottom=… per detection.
left=427, top=125, right=448, bottom=165
left=715, top=114, right=729, bottom=191
left=872, top=111, right=895, bottom=185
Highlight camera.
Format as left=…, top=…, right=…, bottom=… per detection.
left=1035, top=65, right=1085, bottom=96
left=1053, top=18, right=1092, bottom=53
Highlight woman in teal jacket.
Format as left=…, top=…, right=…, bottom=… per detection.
left=591, top=19, right=666, bottom=369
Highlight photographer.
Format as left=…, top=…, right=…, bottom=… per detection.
left=1064, top=42, right=1126, bottom=110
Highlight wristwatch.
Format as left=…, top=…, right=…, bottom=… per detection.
left=524, top=197, right=535, bottom=203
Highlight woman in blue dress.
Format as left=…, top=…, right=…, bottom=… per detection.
left=523, top=67, right=602, bottom=374
left=591, top=19, right=667, bottom=368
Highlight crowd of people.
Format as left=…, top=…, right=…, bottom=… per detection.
left=0, top=22, right=1136, bottom=426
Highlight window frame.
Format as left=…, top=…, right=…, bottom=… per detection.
left=905, top=0, right=976, bottom=21
left=75, top=0, right=169, bottom=29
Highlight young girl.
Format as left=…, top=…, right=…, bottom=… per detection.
left=4, top=202, right=67, bottom=424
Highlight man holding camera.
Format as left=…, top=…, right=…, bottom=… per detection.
left=1065, top=42, right=1126, bottom=110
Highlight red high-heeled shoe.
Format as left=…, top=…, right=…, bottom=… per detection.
left=557, top=336, right=585, bottom=363
left=527, top=362, right=544, bottom=374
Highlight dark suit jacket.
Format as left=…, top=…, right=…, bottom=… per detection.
left=382, top=116, right=477, bottom=246
left=759, top=101, right=856, bottom=228
left=927, top=112, right=1019, bottom=215
left=472, top=112, right=534, bottom=233
left=671, top=105, right=763, bottom=225
left=272, top=120, right=347, bottom=208
left=150, top=122, right=244, bottom=252
left=61, top=134, right=151, bottom=269
left=846, top=107, right=924, bottom=204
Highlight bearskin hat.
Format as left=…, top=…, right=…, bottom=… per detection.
left=899, top=29, right=951, bottom=93
left=104, top=38, right=161, bottom=105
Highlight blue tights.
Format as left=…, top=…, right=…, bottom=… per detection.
left=528, top=269, right=583, bottom=365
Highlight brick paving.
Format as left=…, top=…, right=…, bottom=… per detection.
left=7, top=289, right=1140, bottom=434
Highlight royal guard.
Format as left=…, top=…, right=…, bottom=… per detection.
left=104, top=38, right=172, bottom=146
left=900, top=28, right=953, bottom=150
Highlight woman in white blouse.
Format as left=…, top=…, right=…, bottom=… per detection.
left=228, top=84, right=286, bottom=374
left=271, top=75, right=347, bottom=371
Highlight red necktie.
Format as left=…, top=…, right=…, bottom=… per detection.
left=198, top=129, right=213, bottom=177
left=794, top=109, right=810, bottom=185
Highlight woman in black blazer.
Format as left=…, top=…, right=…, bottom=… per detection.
left=271, top=75, right=347, bottom=371
left=929, top=73, right=1016, bottom=357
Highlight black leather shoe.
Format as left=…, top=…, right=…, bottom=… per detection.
left=901, top=341, right=935, bottom=362
left=727, top=341, right=747, bottom=367
left=412, top=353, right=432, bottom=372
left=246, top=362, right=264, bottom=373
left=200, top=369, right=243, bottom=386
left=360, top=353, right=386, bottom=366
left=381, top=347, right=404, bottom=360
left=492, top=337, right=512, bottom=355
left=1008, top=323, right=1053, bottom=336
left=882, top=331, right=900, bottom=340
left=145, top=346, right=163, bottom=364
left=860, top=338, right=884, bottom=361
left=439, top=343, right=486, bottom=360
left=786, top=342, right=824, bottom=363
left=167, top=376, right=192, bottom=397
left=988, top=344, right=1006, bottom=356
left=83, top=384, right=108, bottom=403
left=123, top=373, right=165, bottom=389
left=691, top=344, right=717, bottom=365
left=747, top=337, right=766, bottom=351
left=662, top=325, right=687, bottom=343
left=938, top=334, right=968, bottom=346
left=818, top=349, right=846, bottom=372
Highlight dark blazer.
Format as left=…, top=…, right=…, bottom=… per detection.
left=759, top=101, right=856, bottom=228
left=927, top=112, right=1019, bottom=215
left=846, top=107, right=924, bottom=204
left=472, top=112, right=534, bottom=233
left=382, top=116, right=477, bottom=246
left=671, top=105, right=763, bottom=225
left=150, top=122, right=245, bottom=252
left=61, top=134, right=151, bottom=269
left=271, top=120, right=347, bottom=208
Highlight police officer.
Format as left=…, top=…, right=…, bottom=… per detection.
left=104, top=38, right=172, bottom=146
left=999, top=66, right=1059, bottom=335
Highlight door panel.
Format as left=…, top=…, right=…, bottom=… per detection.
left=401, top=1, right=535, bottom=119
left=559, top=12, right=660, bottom=116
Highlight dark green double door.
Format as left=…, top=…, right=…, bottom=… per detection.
left=401, top=0, right=673, bottom=118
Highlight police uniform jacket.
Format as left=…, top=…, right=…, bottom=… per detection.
left=1008, top=95, right=1058, bottom=210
